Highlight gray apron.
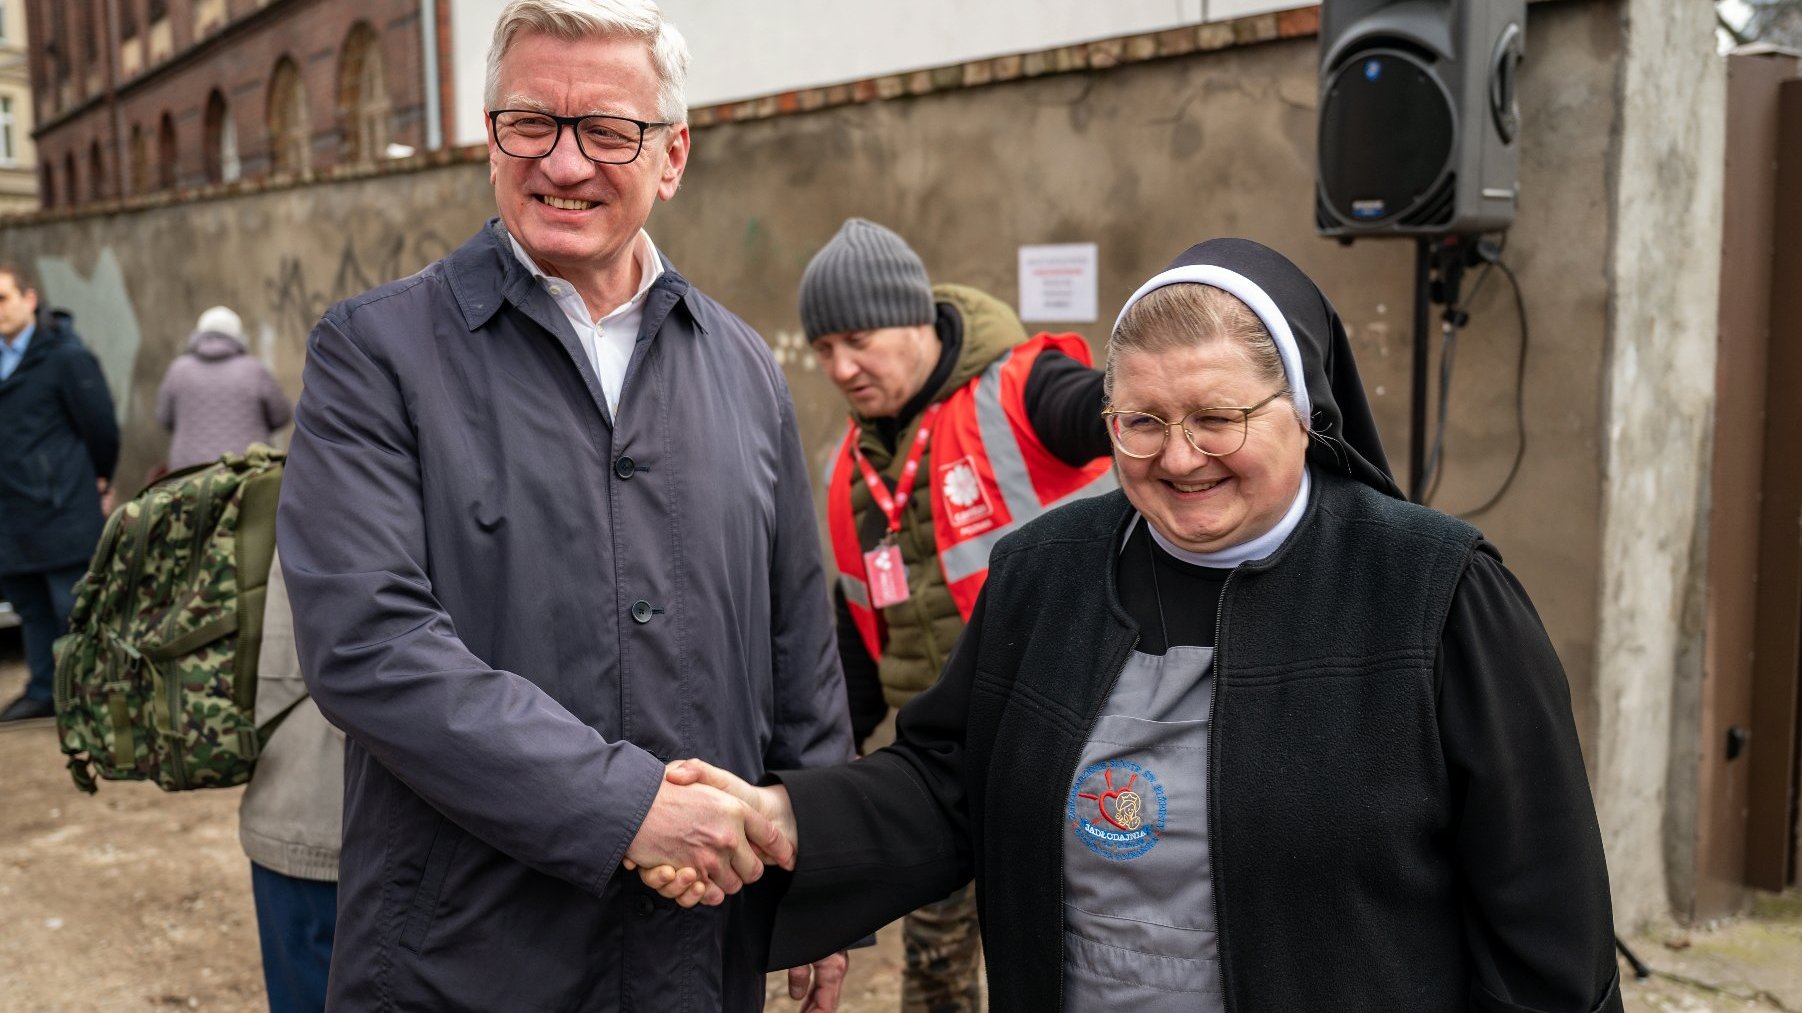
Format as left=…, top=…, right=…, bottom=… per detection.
left=1062, top=646, right=1224, bottom=1012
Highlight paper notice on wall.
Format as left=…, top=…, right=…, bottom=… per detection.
left=1018, top=243, right=1099, bottom=323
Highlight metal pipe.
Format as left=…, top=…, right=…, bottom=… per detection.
left=1410, top=236, right=1431, bottom=502
left=420, top=0, right=442, bottom=150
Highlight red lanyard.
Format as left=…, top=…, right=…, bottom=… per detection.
left=850, top=402, right=943, bottom=537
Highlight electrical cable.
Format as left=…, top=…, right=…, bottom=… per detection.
left=1418, top=233, right=1518, bottom=511
left=1454, top=256, right=1529, bottom=519
left=1421, top=259, right=1494, bottom=506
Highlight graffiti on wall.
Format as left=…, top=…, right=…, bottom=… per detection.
left=36, top=249, right=143, bottom=427
left=265, top=229, right=454, bottom=339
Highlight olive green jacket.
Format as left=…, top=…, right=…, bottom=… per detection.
left=848, top=284, right=1028, bottom=707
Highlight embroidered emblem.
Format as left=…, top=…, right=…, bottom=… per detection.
left=1068, top=760, right=1167, bottom=861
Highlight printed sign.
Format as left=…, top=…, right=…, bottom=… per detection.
left=1018, top=243, right=1099, bottom=323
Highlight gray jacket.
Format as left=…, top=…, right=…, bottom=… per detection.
left=238, top=550, right=342, bottom=881
left=277, top=221, right=852, bottom=1012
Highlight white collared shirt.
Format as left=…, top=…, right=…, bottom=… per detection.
left=506, top=229, right=665, bottom=414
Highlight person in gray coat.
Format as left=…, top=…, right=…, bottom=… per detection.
left=275, top=1, right=854, bottom=1010
left=155, top=305, right=292, bottom=471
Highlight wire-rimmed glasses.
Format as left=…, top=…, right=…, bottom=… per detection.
left=1101, top=390, right=1288, bottom=459
left=487, top=109, right=673, bottom=165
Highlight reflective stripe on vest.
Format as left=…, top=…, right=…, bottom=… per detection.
left=840, top=571, right=870, bottom=608
left=937, top=351, right=1117, bottom=585
left=830, top=333, right=1115, bottom=662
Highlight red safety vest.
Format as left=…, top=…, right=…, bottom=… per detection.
left=829, top=334, right=1117, bottom=663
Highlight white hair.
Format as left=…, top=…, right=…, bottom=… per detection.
left=484, top=0, right=691, bottom=124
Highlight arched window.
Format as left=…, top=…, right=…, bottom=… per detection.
left=129, top=122, right=150, bottom=195
left=267, top=56, right=310, bottom=176
left=40, top=162, right=54, bottom=208
left=337, top=21, right=390, bottom=165
left=88, top=138, right=104, bottom=201
left=63, top=150, right=76, bottom=205
left=203, top=88, right=239, bottom=183
left=157, top=111, right=177, bottom=190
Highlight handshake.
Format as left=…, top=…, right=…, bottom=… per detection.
left=622, top=758, right=798, bottom=907
left=625, top=761, right=847, bottom=1010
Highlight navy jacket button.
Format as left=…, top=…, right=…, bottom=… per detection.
left=631, top=600, right=654, bottom=623
left=614, top=456, right=636, bottom=479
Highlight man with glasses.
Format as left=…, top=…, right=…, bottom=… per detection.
left=800, top=218, right=1115, bottom=1013
left=277, top=2, right=853, bottom=1010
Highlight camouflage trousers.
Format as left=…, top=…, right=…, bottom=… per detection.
left=901, top=882, right=982, bottom=1013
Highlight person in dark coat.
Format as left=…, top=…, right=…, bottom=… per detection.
left=276, top=1, right=853, bottom=1010
left=0, top=261, right=118, bottom=723
left=643, top=239, right=1624, bottom=1012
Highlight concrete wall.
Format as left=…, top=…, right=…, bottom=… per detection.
left=0, top=0, right=1720, bottom=925
left=1591, top=0, right=1727, bottom=928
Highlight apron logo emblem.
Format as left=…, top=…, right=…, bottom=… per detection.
left=1068, top=760, right=1167, bottom=862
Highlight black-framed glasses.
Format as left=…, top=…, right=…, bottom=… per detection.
left=1101, top=390, right=1288, bottom=459
left=487, top=109, right=673, bottom=165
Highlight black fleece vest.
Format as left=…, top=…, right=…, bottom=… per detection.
left=968, top=469, right=1481, bottom=1012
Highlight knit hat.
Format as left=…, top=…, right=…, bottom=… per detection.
left=798, top=218, right=935, bottom=342
left=194, top=305, right=245, bottom=342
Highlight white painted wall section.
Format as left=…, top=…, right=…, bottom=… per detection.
left=445, top=0, right=1312, bottom=145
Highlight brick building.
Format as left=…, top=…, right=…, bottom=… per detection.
left=26, top=0, right=453, bottom=208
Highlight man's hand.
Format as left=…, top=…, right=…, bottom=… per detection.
left=96, top=477, right=114, bottom=516
left=626, top=759, right=798, bottom=907
left=623, top=774, right=794, bottom=907
left=787, top=951, right=848, bottom=1013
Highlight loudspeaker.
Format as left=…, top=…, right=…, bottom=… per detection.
left=1316, top=0, right=1525, bottom=237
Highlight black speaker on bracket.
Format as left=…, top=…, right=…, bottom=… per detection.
left=1316, top=0, right=1524, bottom=238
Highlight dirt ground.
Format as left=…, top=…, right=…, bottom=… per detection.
left=3, top=629, right=1798, bottom=1012
left=0, top=637, right=902, bottom=1013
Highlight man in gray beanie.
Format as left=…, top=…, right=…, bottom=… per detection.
left=801, top=217, right=1115, bottom=1013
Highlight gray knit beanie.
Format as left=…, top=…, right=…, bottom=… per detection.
left=798, top=218, right=935, bottom=342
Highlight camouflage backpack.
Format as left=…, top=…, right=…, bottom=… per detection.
left=53, top=444, right=301, bottom=793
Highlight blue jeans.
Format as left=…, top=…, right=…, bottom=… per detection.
left=249, top=863, right=337, bottom=1013
left=0, top=562, right=88, bottom=702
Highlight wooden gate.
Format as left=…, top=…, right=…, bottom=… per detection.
left=1696, top=49, right=1802, bottom=919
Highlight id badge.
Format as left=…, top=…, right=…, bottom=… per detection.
left=864, top=545, right=910, bottom=609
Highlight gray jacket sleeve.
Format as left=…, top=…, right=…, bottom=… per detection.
left=762, top=384, right=856, bottom=771
left=277, top=310, right=666, bottom=897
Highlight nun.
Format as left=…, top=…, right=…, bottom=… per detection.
left=648, top=239, right=1623, bottom=1013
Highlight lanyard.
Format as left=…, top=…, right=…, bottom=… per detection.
left=850, top=402, right=944, bottom=537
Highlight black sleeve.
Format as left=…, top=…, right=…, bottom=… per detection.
left=766, top=590, right=984, bottom=970
left=59, top=346, right=120, bottom=483
left=834, top=584, right=889, bottom=750
left=1022, top=349, right=1111, bottom=467
left=1439, top=548, right=1623, bottom=1013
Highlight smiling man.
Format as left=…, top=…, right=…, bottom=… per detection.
left=276, top=2, right=853, bottom=1010
left=799, top=219, right=1116, bottom=1013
